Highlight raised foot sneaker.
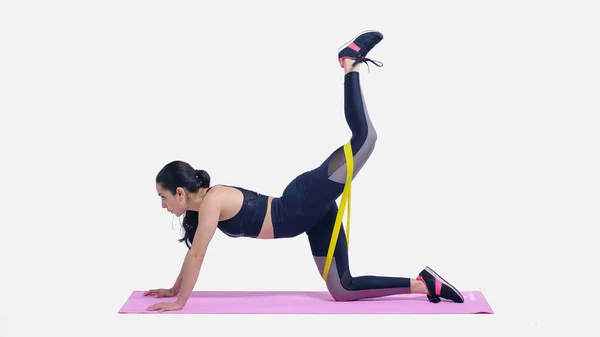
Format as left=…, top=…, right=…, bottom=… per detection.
left=337, top=30, right=384, bottom=70
left=417, top=266, right=465, bottom=303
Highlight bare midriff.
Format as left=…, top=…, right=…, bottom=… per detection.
left=256, top=196, right=274, bottom=239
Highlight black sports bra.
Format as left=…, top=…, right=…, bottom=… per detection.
left=207, top=185, right=268, bottom=238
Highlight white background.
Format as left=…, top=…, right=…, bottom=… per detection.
left=1, top=0, right=598, bottom=336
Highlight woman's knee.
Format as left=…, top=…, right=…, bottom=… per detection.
left=330, top=292, right=354, bottom=302
left=323, top=266, right=357, bottom=301
left=326, top=280, right=359, bottom=302
left=350, top=122, right=377, bottom=151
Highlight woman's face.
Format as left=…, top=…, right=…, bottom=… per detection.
left=156, top=183, right=187, bottom=217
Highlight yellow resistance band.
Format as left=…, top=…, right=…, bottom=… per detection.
left=321, top=141, right=353, bottom=281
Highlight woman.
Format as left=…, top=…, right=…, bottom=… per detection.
left=144, top=30, right=464, bottom=312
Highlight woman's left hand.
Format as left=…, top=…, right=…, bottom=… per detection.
left=146, top=301, right=183, bottom=312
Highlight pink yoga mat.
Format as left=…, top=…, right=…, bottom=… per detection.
left=118, top=290, right=493, bottom=314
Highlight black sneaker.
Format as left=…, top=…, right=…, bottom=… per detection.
left=417, top=266, right=465, bottom=303
left=337, top=30, right=384, bottom=70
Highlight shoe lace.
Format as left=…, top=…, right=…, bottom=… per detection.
left=352, top=55, right=384, bottom=72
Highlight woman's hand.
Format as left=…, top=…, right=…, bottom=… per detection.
left=146, top=301, right=184, bottom=312
left=143, top=288, right=177, bottom=298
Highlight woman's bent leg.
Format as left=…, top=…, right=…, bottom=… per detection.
left=307, top=203, right=416, bottom=301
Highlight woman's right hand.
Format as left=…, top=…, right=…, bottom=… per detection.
left=143, top=288, right=177, bottom=298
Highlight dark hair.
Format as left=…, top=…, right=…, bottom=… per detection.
left=155, top=160, right=210, bottom=249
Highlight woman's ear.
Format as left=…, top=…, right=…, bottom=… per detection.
left=176, top=187, right=185, bottom=200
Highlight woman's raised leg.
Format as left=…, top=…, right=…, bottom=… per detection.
left=273, top=31, right=386, bottom=238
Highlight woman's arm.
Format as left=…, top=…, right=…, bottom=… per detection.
left=171, top=261, right=185, bottom=294
left=175, top=194, right=221, bottom=307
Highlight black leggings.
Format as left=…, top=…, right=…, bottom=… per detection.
left=270, top=71, right=411, bottom=301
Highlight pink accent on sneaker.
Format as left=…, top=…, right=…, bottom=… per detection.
left=349, top=42, right=360, bottom=52
left=435, top=279, right=442, bottom=295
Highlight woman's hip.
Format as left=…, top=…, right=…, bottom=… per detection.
left=271, top=163, right=345, bottom=238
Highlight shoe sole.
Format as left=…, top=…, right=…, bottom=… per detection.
left=337, top=30, right=382, bottom=67
left=425, top=266, right=465, bottom=302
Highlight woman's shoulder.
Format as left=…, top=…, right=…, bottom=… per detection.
left=207, top=184, right=236, bottom=193
left=208, top=184, right=270, bottom=200
left=206, top=184, right=243, bottom=201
